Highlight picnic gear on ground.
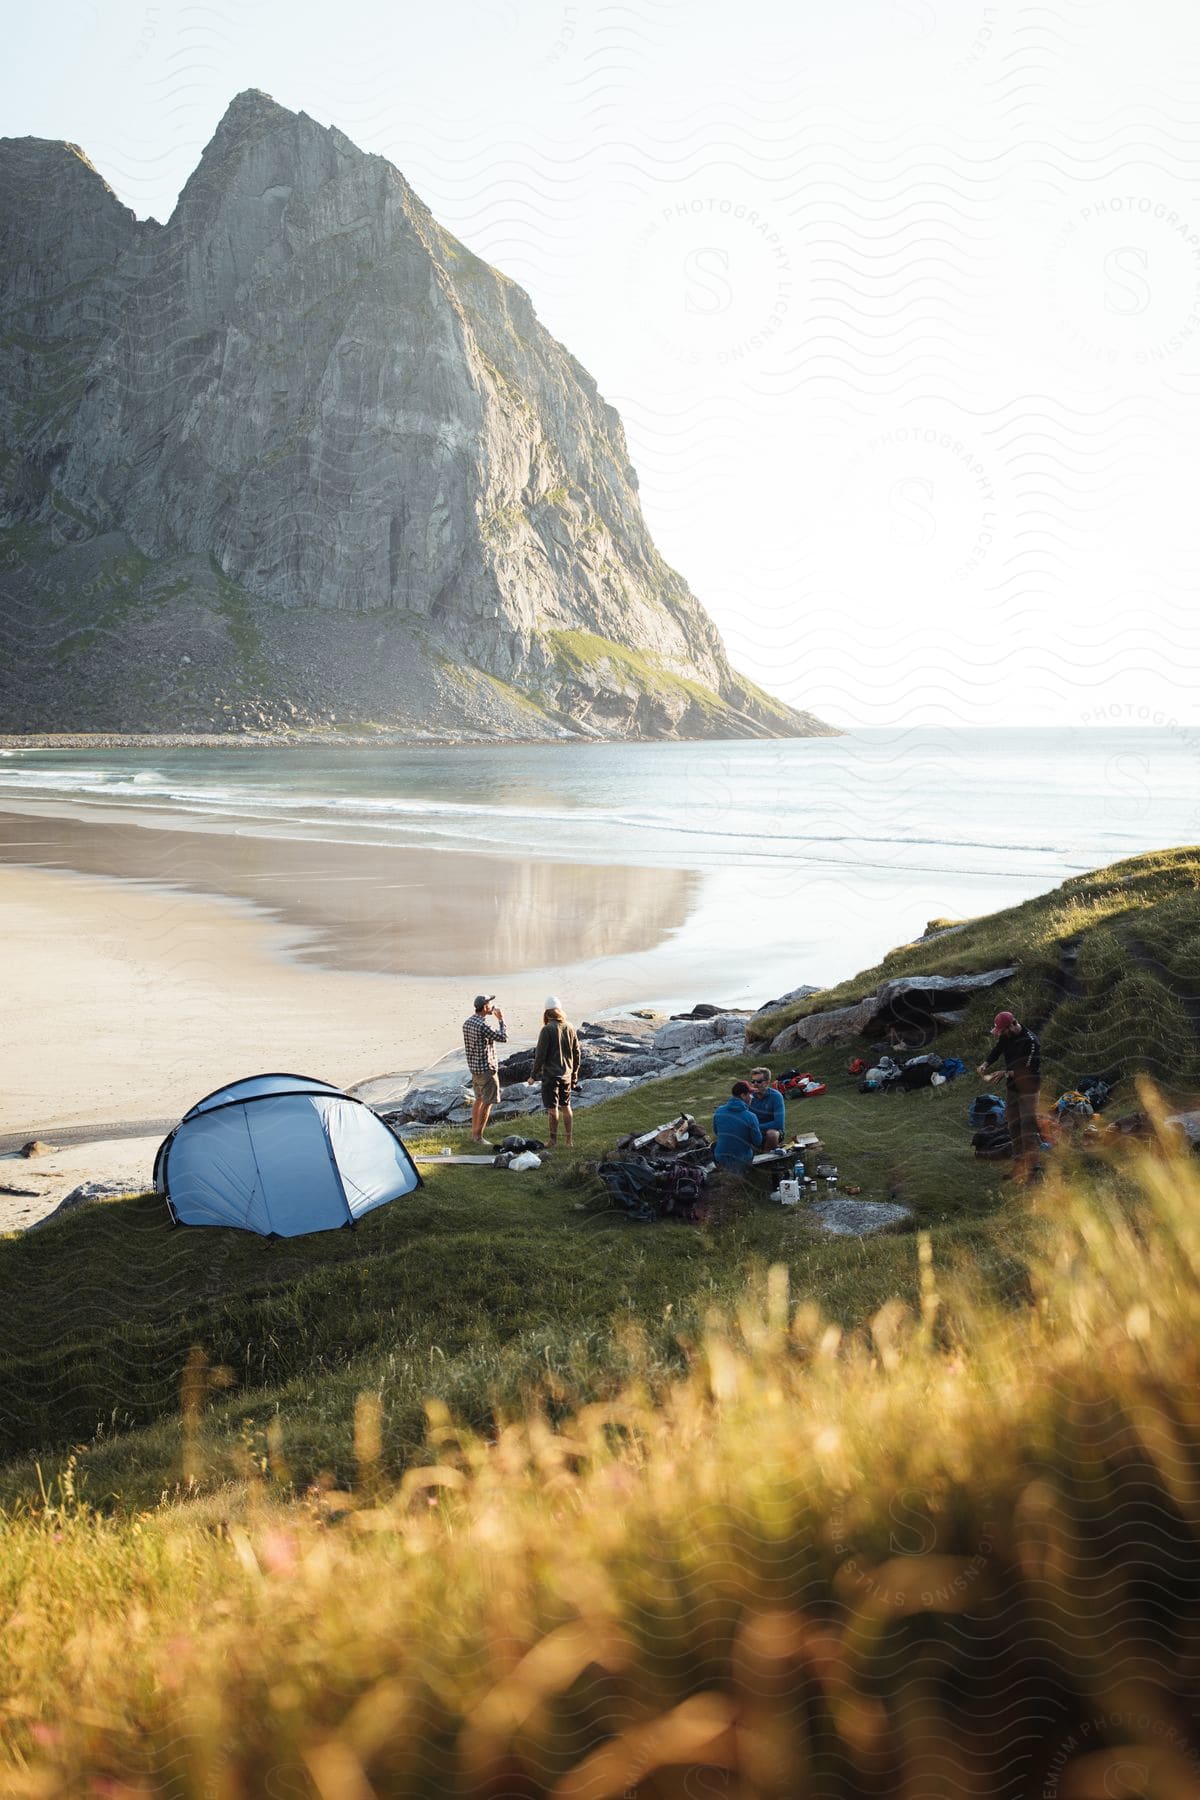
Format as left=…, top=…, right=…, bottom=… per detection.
left=859, top=1055, right=902, bottom=1093
left=656, top=1162, right=706, bottom=1216
left=154, top=1074, right=420, bottom=1237
left=847, top=1057, right=867, bottom=1076
left=1056, top=1089, right=1095, bottom=1120
left=1078, top=1074, right=1111, bottom=1111
left=597, top=1115, right=714, bottom=1221
left=939, top=1056, right=967, bottom=1080
left=748, top=1083, right=786, bottom=1137
left=595, top=1157, right=662, bottom=1222
left=507, top=1151, right=542, bottom=1171
left=968, top=1092, right=1007, bottom=1127
left=712, top=1095, right=764, bottom=1166
left=775, top=1071, right=828, bottom=1097
left=413, top=1153, right=497, bottom=1165
left=973, top=1120, right=1013, bottom=1160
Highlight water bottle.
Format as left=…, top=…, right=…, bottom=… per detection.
left=794, top=1160, right=805, bottom=1185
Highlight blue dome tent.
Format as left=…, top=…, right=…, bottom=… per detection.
left=154, top=1074, right=421, bottom=1237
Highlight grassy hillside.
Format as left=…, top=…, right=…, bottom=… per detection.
left=2, top=847, right=1198, bottom=1514
left=749, top=846, right=1200, bottom=1096
left=3, top=848, right=1200, bottom=1793
left=3, top=1142, right=1200, bottom=1797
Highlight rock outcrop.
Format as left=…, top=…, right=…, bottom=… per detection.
left=766, top=967, right=1018, bottom=1053
left=0, top=92, right=832, bottom=741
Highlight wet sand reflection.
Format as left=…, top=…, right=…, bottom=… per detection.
left=0, top=807, right=697, bottom=977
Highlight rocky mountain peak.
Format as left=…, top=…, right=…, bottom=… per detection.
left=0, top=136, right=138, bottom=302
left=0, top=96, right=832, bottom=742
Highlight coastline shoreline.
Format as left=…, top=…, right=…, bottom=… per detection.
left=0, top=803, right=713, bottom=1150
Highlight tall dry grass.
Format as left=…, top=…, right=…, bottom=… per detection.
left=4, top=1127, right=1200, bottom=1797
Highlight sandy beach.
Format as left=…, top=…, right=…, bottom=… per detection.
left=0, top=807, right=697, bottom=1183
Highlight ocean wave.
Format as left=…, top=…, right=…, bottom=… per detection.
left=0, top=766, right=1070, bottom=860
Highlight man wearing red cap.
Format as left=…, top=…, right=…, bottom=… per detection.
left=977, top=1011, right=1042, bottom=1181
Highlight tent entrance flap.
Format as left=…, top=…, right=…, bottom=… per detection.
left=322, top=1098, right=421, bottom=1219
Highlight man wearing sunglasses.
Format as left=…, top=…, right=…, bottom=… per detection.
left=746, top=1066, right=785, bottom=1150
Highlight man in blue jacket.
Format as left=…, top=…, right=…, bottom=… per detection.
left=747, top=1066, right=786, bottom=1149
left=713, top=1081, right=764, bottom=1168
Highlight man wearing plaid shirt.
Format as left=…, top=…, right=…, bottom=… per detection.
left=463, top=993, right=507, bottom=1147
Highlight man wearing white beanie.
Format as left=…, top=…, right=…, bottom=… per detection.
left=529, top=996, right=582, bottom=1148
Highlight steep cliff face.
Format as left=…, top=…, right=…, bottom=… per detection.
left=0, top=92, right=831, bottom=739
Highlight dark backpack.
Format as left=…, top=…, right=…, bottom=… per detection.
left=595, top=1158, right=660, bottom=1222
left=657, top=1163, right=707, bottom=1218
left=1077, top=1075, right=1111, bottom=1112
left=972, top=1122, right=1013, bottom=1159
left=968, top=1092, right=1006, bottom=1128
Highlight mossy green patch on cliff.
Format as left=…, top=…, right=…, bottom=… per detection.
left=481, top=503, right=525, bottom=543
left=208, top=555, right=269, bottom=682
left=545, top=628, right=729, bottom=722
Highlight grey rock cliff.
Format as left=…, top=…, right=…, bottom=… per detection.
left=0, top=91, right=832, bottom=740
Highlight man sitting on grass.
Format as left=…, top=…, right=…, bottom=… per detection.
left=747, top=1066, right=785, bottom=1149
left=713, top=1081, right=764, bottom=1169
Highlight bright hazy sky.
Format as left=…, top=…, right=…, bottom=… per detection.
left=6, top=0, right=1200, bottom=728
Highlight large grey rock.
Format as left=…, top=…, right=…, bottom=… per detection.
left=496, top=1085, right=543, bottom=1116
left=673, top=1036, right=745, bottom=1071
left=571, top=1076, right=648, bottom=1108
left=29, top=1179, right=140, bottom=1231
left=652, top=1017, right=721, bottom=1055
left=879, top=969, right=1016, bottom=1002
left=755, top=984, right=823, bottom=1015
left=392, top=1083, right=468, bottom=1124
left=712, top=1012, right=751, bottom=1038
left=769, top=967, right=1018, bottom=1052
left=807, top=1199, right=913, bottom=1237
left=770, top=999, right=878, bottom=1053
left=580, top=1052, right=661, bottom=1079
left=0, top=92, right=833, bottom=743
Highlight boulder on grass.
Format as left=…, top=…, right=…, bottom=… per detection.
left=30, top=1180, right=139, bottom=1231
left=807, top=1198, right=913, bottom=1237
left=770, top=967, right=1018, bottom=1053
left=755, top=984, right=823, bottom=1016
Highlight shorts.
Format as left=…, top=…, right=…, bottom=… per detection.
left=541, top=1074, right=572, bottom=1110
left=471, top=1070, right=500, bottom=1107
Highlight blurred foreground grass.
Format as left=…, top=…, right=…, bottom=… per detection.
left=4, top=1121, right=1200, bottom=1798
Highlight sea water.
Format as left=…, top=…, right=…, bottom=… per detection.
left=1, top=728, right=1197, bottom=1007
